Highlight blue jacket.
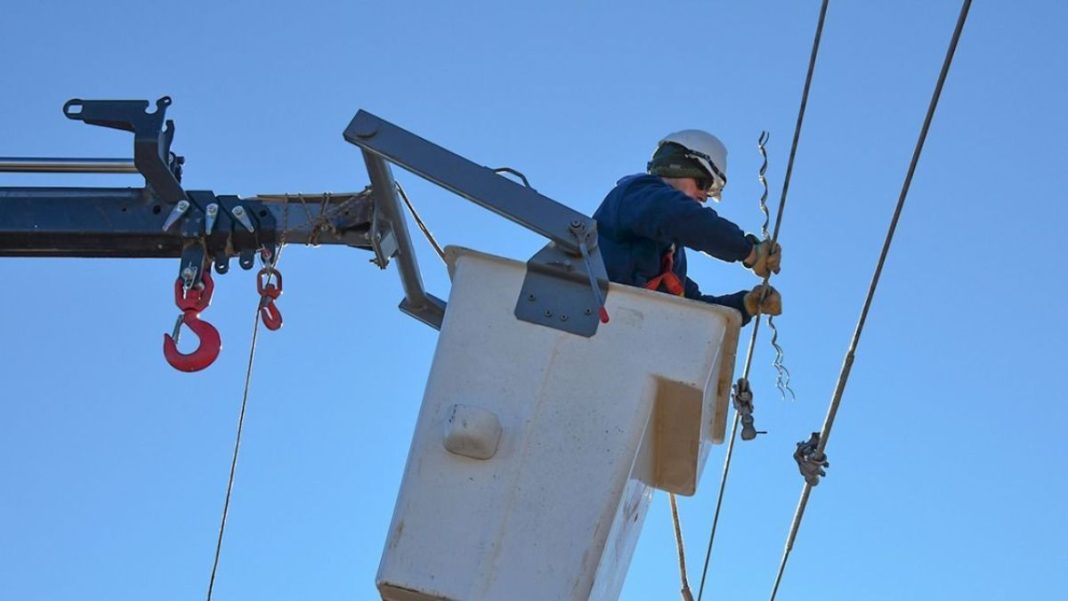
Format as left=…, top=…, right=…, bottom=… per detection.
left=593, top=174, right=755, bottom=324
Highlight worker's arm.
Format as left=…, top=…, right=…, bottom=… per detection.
left=614, top=177, right=752, bottom=262
left=684, top=277, right=752, bottom=326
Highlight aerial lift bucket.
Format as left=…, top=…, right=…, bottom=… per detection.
left=378, top=247, right=740, bottom=601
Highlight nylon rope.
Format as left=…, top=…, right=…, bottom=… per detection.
left=696, top=2, right=830, bottom=599
left=669, top=493, right=696, bottom=601
left=769, top=2, right=972, bottom=598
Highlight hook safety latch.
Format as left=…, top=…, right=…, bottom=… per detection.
left=794, top=432, right=829, bottom=486
left=256, top=267, right=284, bottom=331
left=163, top=270, right=222, bottom=372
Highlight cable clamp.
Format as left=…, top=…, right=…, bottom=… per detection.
left=793, top=432, right=829, bottom=486
left=732, top=378, right=764, bottom=440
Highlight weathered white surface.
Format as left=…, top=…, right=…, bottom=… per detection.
left=442, top=404, right=502, bottom=460
left=378, top=247, right=740, bottom=601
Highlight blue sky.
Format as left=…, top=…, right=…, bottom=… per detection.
left=1, top=1, right=1065, bottom=599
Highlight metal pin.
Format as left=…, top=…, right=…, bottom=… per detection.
left=205, top=203, right=219, bottom=234
left=180, top=266, right=197, bottom=298
left=231, top=205, right=255, bottom=232
left=162, top=200, right=190, bottom=231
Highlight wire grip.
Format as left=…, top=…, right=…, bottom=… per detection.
left=793, top=432, right=829, bottom=486
left=732, top=378, right=764, bottom=440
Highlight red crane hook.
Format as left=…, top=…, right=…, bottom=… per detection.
left=256, top=267, right=283, bottom=331
left=163, top=271, right=222, bottom=372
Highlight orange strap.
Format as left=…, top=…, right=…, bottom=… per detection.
left=645, top=247, right=685, bottom=296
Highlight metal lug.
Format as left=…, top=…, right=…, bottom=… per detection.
left=238, top=250, right=255, bottom=270
left=231, top=205, right=255, bottom=232
left=162, top=200, right=191, bottom=231
left=205, top=203, right=219, bottom=234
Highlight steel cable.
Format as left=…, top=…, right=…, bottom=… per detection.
left=205, top=300, right=265, bottom=601
left=397, top=182, right=447, bottom=263
left=205, top=205, right=289, bottom=600
left=696, top=2, right=830, bottom=599
left=769, top=1, right=972, bottom=598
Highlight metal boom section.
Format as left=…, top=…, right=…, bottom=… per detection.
left=0, top=97, right=610, bottom=371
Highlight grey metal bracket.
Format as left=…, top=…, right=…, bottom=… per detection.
left=362, top=148, right=446, bottom=329
left=515, top=241, right=609, bottom=337
left=369, top=200, right=399, bottom=270
left=344, top=110, right=609, bottom=337
left=63, top=97, right=186, bottom=206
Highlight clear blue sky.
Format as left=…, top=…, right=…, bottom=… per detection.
left=2, top=1, right=1065, bottom=599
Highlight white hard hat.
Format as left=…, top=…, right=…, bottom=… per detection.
left=654, top=129, right=729, bottom=200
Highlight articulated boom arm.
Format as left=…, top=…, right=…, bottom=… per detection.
left=0, top=97, right=609, bottom=345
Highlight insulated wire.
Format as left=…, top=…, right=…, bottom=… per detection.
left=695, top=2, right=830, bottom=599
left=769, top=1, right=972, bottom=598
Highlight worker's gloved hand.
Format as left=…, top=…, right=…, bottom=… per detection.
left=743, top=234, right=782, bottom=278
left=744, top=284, right=782, bottom=317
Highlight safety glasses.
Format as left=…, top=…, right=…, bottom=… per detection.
left=695, top=176, right=725, bottom=200
left=686, top=150, right=727, bottom=200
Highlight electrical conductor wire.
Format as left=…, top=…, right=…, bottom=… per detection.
left=769, top=1, right=972, bottom=598
left=696, top=2, right=830, bottom=599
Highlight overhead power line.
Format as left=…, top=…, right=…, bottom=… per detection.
left=768, top=1, right=973, bottom=599
left=696, top=1, right=831, bottom=599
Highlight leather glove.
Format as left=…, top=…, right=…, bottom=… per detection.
left=743, top=234, right=782, bottom=278
left=743, top=284, right=782, bottom=317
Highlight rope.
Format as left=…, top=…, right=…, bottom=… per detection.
left=259, top=192, right=370, bottom=247
left=669, top=493, right=695, bottom=601
left=696, top=2, right=830, bottom=598
left=396, top=182, right=446, bottom=262
left=769, top=2, right=972, bottom=598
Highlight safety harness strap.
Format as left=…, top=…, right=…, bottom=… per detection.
left=645, top=246, right=685, bottom=296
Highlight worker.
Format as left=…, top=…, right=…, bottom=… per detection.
left=593, top=129, right=782, bottom=324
